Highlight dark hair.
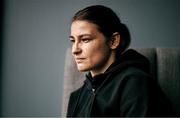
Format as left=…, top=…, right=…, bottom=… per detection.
left=72, top=5, right=131, bottom=57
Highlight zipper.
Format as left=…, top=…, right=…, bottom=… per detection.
left=92, top=88, right=95, bottom=93
left=88, top=88, right=96, bottom=116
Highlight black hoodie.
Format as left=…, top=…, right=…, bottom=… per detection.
left=67, top=49, right=171, bottom=117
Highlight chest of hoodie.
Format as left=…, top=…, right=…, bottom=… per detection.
left=74, top=71, right=127, bottom=116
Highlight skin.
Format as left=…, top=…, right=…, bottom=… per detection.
left=70, top=20, right=120, bottom=77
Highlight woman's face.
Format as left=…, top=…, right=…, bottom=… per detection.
left=70, top=20, right=115, bottom=75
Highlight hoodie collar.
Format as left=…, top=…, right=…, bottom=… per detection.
left=84, top=49, right=150, bottom=91
left=105, top=49, right=150, bottom=74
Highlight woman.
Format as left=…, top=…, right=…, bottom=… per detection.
left=67, top=5, right=171, bottom=117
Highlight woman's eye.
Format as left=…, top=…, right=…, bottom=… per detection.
left=82, top=38, right=91, bottom=43
left=70, top=39, right=75, bottom=43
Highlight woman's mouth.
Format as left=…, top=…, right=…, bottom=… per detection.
left=75, top=58, right=86, bottom=63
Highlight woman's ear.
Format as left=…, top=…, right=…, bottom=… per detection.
left=109, top=32, right=120, bottom=49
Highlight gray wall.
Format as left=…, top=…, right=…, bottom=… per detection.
left=1, top=0, right=180, bottom=117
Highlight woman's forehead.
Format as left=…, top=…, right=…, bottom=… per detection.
left=71, top=20, right=99, bottom=36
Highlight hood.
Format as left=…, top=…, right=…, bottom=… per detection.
left=105, top=49, right=150, bottom=74
left=84, top=49, right=150, bottom=90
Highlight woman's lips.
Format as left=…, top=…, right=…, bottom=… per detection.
left=75, top=58, right=86, bottom=63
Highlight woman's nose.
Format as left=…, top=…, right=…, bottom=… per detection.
left=72, top=43, right=82, bottom=55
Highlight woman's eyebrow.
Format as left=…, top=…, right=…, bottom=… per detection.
left=80, top=34, right=93, bottom=38
left=69, top=34, right=92, bottom=39
left=80, top=34, right=91, bottom=37
left=69, top=36, right=74, bottom=39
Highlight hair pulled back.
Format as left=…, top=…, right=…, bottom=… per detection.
left=72, top=5, right=131, bottom=57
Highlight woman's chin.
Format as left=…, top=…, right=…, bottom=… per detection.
left=77, top=66, right=90, bottom=72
